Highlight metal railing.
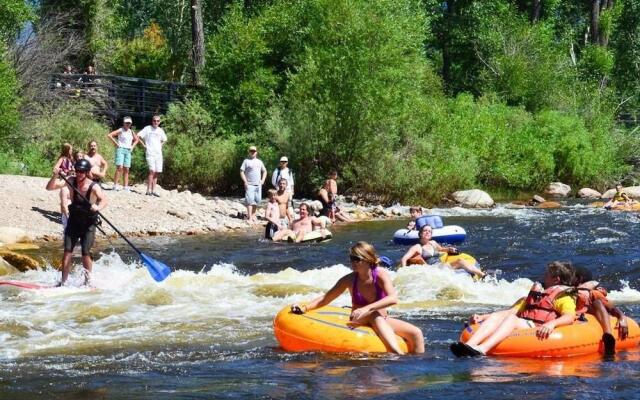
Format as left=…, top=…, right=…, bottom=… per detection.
left=49, top=73, right=193, bottom=126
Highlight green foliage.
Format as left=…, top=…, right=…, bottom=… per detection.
left=472, top=6, right=575, bottom=113
left=0, top=49, right=20, bottom=146
left=159, top=99, right=241, bottom=191
left=203, top=3, right=280, bottom=136
left=612, top=0, right=640, bottom=118
left=0, top=0, right=33, bottom=43
left=267, top=0, right=436, bottom=196
left=9, top=102, right=112, bottom=177
left=162, top=99, right=237, bottom=190
left=105, top=22, right=171, bottom=80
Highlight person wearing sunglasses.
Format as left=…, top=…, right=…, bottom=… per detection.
left=46, top=159, right=108, bottom=286
left=107, top=116, right=139, bottom=192
left=290, top=241, right=425, bottom=354
left=240, top=145, right=267, bottom=223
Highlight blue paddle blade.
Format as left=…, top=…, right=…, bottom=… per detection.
left=140, top=252, right=172, bottom=282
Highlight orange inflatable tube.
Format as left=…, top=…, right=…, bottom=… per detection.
left=459, top=314, right=640, bottom=357
left=273, top=305, right=408, bottom=353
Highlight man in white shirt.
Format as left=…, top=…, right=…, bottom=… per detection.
left=138, top=115, right=168, bottom=197
left=240, top=145, right=266, bottom=223
left=271, top=156, right=294, bottom=200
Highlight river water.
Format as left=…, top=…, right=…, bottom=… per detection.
left=1, top=204, right=639, bottom=399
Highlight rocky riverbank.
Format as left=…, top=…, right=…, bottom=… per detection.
left=0, top=174, right=408, bottom=246
left=1, top=174, right=635, bottom=247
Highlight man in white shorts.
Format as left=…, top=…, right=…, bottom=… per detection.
left=138, top=115, right=167, bottom=197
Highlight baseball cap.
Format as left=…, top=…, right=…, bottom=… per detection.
left=280, top=156, right=288, bottom=162
left=248, top=145, right=257, bottom=152
left=123, top=116, right=132, bottom=124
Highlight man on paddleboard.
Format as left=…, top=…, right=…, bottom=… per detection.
left=46, top=159, right=108, bottom=286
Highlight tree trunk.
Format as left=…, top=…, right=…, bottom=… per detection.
left=591, top=0, right=601, bottom=45
left=190, top=0, right=205, bottom=85
left=441, top=1, right=455, bottom=93
left=530, top=0, right=542, bottom=23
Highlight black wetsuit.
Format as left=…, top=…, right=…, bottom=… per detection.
left=63, top=179, right=98, bottom=256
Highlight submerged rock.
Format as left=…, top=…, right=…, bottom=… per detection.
left=536, top=201, right=562, bottom=209
left=0, top=250, right=40, bottom=271
left=0, top=256, right=20, bottom=275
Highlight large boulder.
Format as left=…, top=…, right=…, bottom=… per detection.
left=544, top=182, right=571, bottom=197
left=601, top=186, right=640, bottom=199
left=451, top=189, right=494, bottom=208
left=0, top=227, right=32, bottom=245
left=628, top=186, right=640, bottom=198
left=578, top=188, right=602, bottom=199
left=308, top=200, right=324, bottom=213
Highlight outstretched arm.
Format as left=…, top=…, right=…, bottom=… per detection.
left=292, top=274, right=351, bottom=313
left=46, top=169, right=67, bottom=191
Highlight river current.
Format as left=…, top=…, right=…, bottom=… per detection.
left=1, top=203, right=639, bottom=399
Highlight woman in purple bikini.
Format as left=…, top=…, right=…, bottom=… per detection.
left=290, top=241, right=425, bottom=354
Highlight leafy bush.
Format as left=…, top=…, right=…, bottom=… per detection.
left=11, top=101, right=112, bottom=177
left=105, top=22, right=170, bottom=80
left=0, top=49, right=20, bottom=146
left=0, top=0, right=33, bottom=43
left=161, top=99, right=242, bottom=192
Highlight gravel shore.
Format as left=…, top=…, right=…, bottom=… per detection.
left=0, top=174, right=405, bottom=243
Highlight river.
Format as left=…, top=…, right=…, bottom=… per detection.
left=1, top=204, right=639, bottom=399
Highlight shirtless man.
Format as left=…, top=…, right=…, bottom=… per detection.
left=274, top=178, right=294, bottom=225
left=283, top=202, right=328, bottom=243
left=46, top=159, right=108, bottom=286
left=84, top=140, right=108, bottom=183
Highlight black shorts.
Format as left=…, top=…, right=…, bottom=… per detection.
left=63, top=224, right=96, bottom=256
left=265, top=222, right=278, bottom=240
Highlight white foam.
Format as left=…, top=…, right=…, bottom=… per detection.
left=0, top=252, right=637, bottom=360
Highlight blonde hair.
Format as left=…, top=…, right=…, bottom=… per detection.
left=60, top=143, right=72, bottom=158
left=267, top=189, right=277, bottom=199
left=350, top=241, right=379, bottom=268
left=73, top=149, right=85, bottom=161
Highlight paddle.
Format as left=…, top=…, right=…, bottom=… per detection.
left=59, top=173, right=172, bottom=282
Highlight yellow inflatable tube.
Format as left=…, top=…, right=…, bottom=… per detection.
left=273, top=305, right=408, bottom=353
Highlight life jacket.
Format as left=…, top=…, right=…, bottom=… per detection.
left=518, top=285, right=572, bottom=325
left=576, top=282, right=609, bottom=314
left=613, top=190, right=628, bottom=202
left=66, top=179, right=98, bottom=233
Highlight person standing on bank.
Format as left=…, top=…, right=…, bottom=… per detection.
left=46, top=159, right=108, bottom=286
left=240, top=145, right=266, bottom=223
left=137, top=115, right=168, bottom=197
left=107, top=116, right=139, bottom=192
left=271, top=156, right=294, bottom=204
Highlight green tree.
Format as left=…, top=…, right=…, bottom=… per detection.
left=0, top=48, right=20, bottom=147
left=0, top=0, right=33, bottom=43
